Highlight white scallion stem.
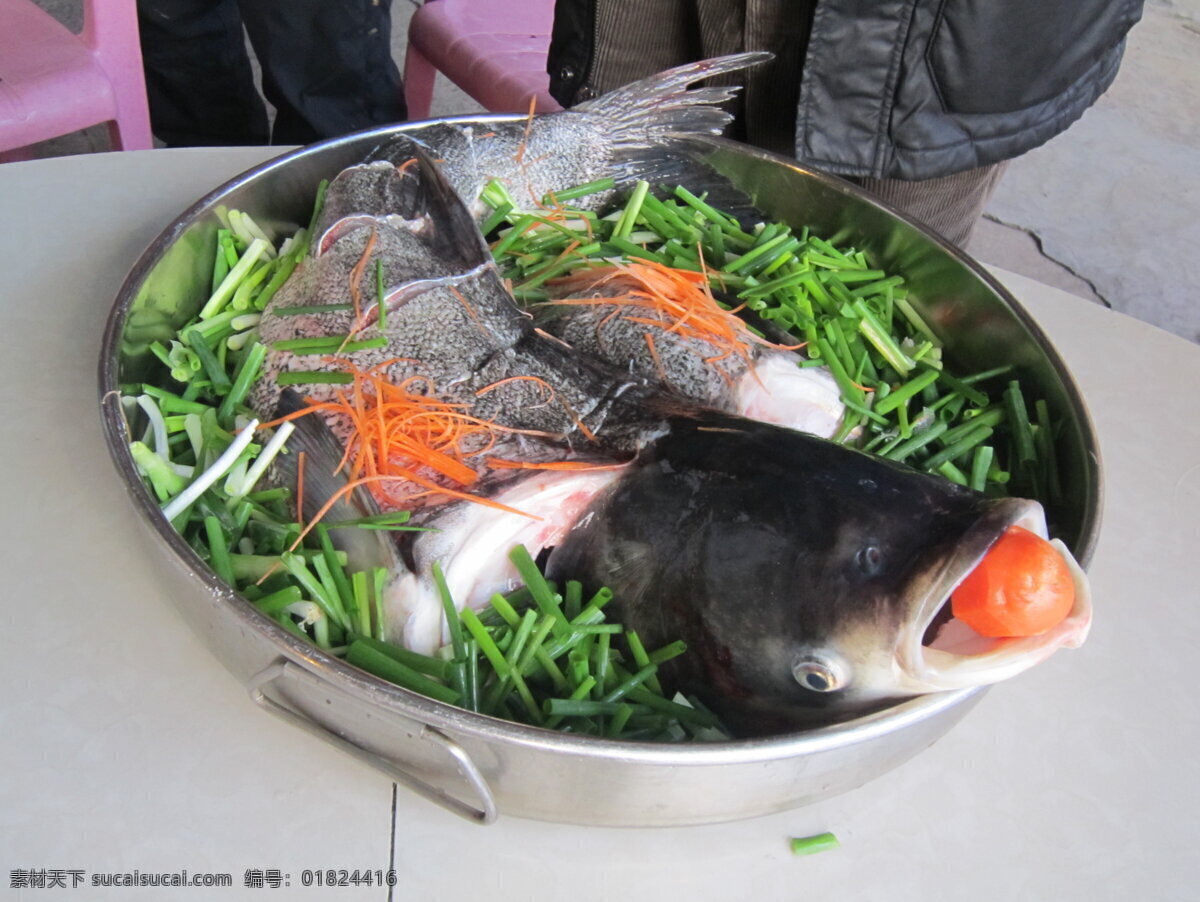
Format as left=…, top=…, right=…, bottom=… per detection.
left=239, top=212, right=276, bottom=250
left=199, top=238, right=270, bottom=320
left=223, top=457, right=250, bottom=497
left=136, top=395, right=170, bottom=459
left=162, top=418, right=260, bottom=521
left=183, top=413, right=204, bottom=461
left=284, top=601, right=324, bottom=626
left=229, top=420, right=295, bottom=500
left=278, top=231, right=303, bottom=259
left=231, top=313, right=261, bottom=331
left=229, top=208, right=274, bottom=257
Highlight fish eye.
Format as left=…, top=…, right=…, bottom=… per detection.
left=793, top=657, right=845, bottom=693
left=856, top=544, right=883, bottom=576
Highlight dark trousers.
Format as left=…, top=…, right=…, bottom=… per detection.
left=138, top=0, right=406, bottom=146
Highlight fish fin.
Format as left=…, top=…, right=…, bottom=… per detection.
left=272, top=388, right=405, bottom=573
left=404, top=145, right=496, bottom=271
left=575, top=52, right=772, bottom=146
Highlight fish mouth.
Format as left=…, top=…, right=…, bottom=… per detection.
left=896, top=499, right=1093, bottom=693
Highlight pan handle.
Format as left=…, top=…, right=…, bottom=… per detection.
left=247, top=659, right=498, bottom=825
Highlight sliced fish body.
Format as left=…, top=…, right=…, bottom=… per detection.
left=534, top=268, right=847, bottom=437
left=255, top=159, right=672, bottom=461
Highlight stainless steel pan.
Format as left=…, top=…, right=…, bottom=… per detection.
left=99, top=120, right=1101, bottom=826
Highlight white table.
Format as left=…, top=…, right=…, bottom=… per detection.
left=1, top=149, right=1196, bottom=901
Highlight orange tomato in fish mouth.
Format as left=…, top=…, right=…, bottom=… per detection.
left=951, top=525, right=1076, bottom=638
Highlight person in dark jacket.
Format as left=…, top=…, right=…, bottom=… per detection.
left=138, top=0, right=406, bottom=147
left=547, top=0, right=1144, bottom=245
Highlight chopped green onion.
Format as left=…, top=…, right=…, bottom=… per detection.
left=375, top=258, right=387, bottom=330
left=275, top=371, right=355, bottom=386
left=272, top=336, right=387, bottom=355
left=969, top=445, right=996, bottom=492
left=345, top=641, right=460, bottom=705
left=200, top=237, right=270, bottom=320
left=873, top=369, right=940, bottom=416
left=789, top=833, right=840, bottom=856
left=542, top=177, right=615, bottom=205
left=228, top=420, right=294, bottom=499
left=275, top=303, right=354, bottom=316
left=217, top=340, right=267, bottom=424
left=203, top=516, right=235, bottom=585
left=612, top=180, right=650, bottom=240
left=431, top=561, right=467, bottom=664
left=508, top=545, right=572, bottom=638
left=161, top=418, right=259, bottom=521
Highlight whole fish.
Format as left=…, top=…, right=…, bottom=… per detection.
left=249, top=69, right=1092, bottom=734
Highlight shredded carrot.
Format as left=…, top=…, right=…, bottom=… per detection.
left=643, top=331, right=669, bottom=384
left=564, top=400, right=597, bottom=443
left=475, top=374, right=556, bottom=402
left=449, top=285, right=486, bottom=333
left=533, top=326, right=574, bottom=349
left=476, top=368, right=597, bottom=443
left=541, top=239, right=582, bottom=276
left=518, top=152, right=553, bottom=169
left=514, top=95, right=537, bottom=166
left=545, top=260, right=799, bottom=371
left=534, top=195, right=597, bottom=241
left=274, top=366, right=493, bottom=492
left=344, top=228, right=379, bottom=341
left=258, top=357, right=629, bottom=543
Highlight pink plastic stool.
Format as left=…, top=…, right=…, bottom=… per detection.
left=0, top=0, right=152, bottom=160
left=405, top=0, right=563, bottom=120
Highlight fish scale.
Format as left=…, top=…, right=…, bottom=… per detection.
left=256, top=221, right=664, bottom=456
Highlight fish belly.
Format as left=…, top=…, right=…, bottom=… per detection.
left=387, top=468, right=626, bottom=653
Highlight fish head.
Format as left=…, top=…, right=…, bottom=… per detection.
left=549, top=411, right=1092, bottom=735
left=728, top=494, right=1093, bottom=727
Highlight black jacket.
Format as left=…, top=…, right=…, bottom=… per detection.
left=548, top=0, right=1144, bottom=181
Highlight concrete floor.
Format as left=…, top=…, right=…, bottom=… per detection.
left=22, top=0, right=1200, bottom=343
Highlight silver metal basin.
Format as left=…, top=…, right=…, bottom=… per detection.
left=98, top=120, right=1101, bottom=827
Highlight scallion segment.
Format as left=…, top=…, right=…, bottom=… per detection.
left=333, top=546, right=729, bottom=741
left=789, top=832, right=841, bottom=856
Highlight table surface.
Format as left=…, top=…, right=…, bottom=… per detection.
left=1, top=148, right=1197, bottom=901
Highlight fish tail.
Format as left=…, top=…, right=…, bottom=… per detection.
left=574, top=52, right=772, bottom=146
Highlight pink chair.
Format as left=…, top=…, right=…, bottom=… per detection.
left=0, top=0, right=152, bottom=160
left=404, top=0, right=563, bottom=120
